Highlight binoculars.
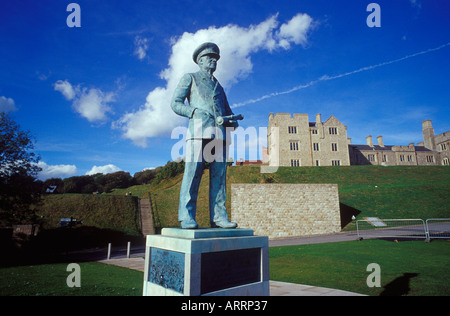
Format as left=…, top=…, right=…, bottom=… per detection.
left=215, top=114, right=244, bottom=126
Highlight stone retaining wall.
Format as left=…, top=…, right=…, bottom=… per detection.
left=231, top=184, right=341, bottom=239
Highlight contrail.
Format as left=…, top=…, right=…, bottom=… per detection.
left=231, top=42, right=450, bottom=109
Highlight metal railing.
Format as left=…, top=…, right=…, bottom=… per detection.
left=425, top=219, right=450, bottom=240
left=356, top=219, right=427, bottom=240
left=356, top=218, right=450, bottom=241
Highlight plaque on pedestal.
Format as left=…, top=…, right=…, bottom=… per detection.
left=143, top=228, right=269, bottom=296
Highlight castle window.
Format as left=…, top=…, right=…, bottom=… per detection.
left=311, top=129, right=318, bottom=135
left=329, top=127, right=338, bottom=135
left=332, top=160, right=340, bottom=166
left=426, top=155, right=434, bottom=163
left=291, top=159, right=300, bottom=167
left=313, top=143, right=320, bottom=151
left=440, top=143, right=447, bottom=151
left=288, top=126, right=297, bottom=134
left=290, top=141, right=299, bottom=151
left=382, top=155, right=388, bottom=162
left=331, top=143, right=338, bottom=151
left=407, top=155, right=414, bottom=162
left=315, top=160, right=320, bottom=166
left=368, top=154, right=376, bottom=162
left=443, top=158, right=450, bottom=166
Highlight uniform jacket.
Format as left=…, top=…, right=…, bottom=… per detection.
left=171, top=70, right=237, bottom=140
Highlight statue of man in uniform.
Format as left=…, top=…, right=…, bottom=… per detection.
left=171, top=42, right=241, bottom=229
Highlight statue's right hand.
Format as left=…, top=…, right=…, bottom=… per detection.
left=192, top=108, right=213, bottom=119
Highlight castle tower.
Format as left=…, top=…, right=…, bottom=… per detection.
left=422, top=120, right=436, bottom=150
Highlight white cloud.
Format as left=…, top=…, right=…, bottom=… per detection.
left=277, top=13, right=313, bottom=49
left=114, top=13, right=314, bottom=147
left=0, top=96, right=18, bottom=113
left=54, top=80, right=114, bottom=122
left=134, top=36, right=149, bottom=60
left=37, top=161, right=78, bottom=180
left=54, top=80, right=76, bottom=100
left=85, top=164, right=121, bottom=175
left=74, top=88, right=114, bottom=122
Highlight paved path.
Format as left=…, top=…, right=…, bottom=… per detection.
left=269, top=281, right=365, bottom=296
left=269, top=231, right=359, bottom=247
left=62, top=231, right=361, bottom=263
left=139, top=199, right=154, bottom=236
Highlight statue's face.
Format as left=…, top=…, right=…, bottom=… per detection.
left=198, top=54, right=218, bottom=72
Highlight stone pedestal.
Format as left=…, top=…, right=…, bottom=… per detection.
left=143, top=228, right=269, bottom=296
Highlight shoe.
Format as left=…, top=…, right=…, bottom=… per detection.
left=181, top=219, right=198, bottom=229
left=211, top=220, right=238, bottom=229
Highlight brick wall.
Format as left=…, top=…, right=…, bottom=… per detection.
left=231, top=184, right=341, bottom=239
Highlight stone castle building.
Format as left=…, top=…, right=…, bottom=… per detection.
left=266, top=113, right=351, bottom=167
left=265, top=113, right=449, bottom=167
left=418, top=120, right=450, bottom=166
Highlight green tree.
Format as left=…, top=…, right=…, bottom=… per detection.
left=0, top=112, right=42, bottom=225
left=91, top=173, right=106, bottom=193
left=63, top=175, right=98, bottom=194
left=153, top=160, right=185, bottom=184
left=133, top=169, right=157, bottom=185
left=103, top=171, right=133, bottom=193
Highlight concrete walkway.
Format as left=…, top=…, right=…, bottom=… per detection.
left=269, top=281, right=365, bottom=296
left=98, top=256, right=365, bottom=296
left=269, top=231, right=360, bottom=247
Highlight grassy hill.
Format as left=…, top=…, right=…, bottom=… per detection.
left=109, top=165, right=450, bottom=231
left=14, top=195, right=142, bottom=255
left=38, top=194, right=141, bottom=235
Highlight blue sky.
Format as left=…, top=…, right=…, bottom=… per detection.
left=1, top=0, right=449, bottom=180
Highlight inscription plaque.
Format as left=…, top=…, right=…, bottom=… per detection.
left=200, top=248, right=261, bottom=294
left=149, top=248, right=185, bottom=294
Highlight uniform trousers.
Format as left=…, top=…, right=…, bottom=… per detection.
left=178, top=138, right=230, bottom=225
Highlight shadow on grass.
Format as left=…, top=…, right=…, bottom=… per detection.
left=380, top=273, right=419, bottom=296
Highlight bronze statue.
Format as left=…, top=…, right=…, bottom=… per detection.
left=171, top=42, right=243, bottom=229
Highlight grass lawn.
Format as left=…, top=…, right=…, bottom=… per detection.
left=269, top=239, right=450, bottom=296
left=0, top=262, right=143, bottom=296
